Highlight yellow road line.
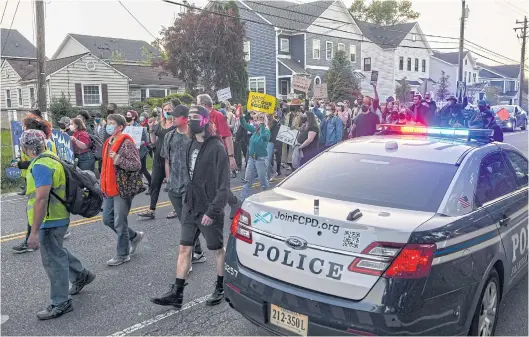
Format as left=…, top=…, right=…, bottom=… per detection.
left=0, top=179, right=280, bottom=243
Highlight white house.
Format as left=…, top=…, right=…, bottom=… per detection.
left=430, top=51, right=481, bottom=98
left=478, top=63, right=523, bottom=106
left=356, top=20, right=433, bottom=100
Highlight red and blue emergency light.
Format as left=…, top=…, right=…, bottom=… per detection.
left=376, top=124, right=494, bottom=141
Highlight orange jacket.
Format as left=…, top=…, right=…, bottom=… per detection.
left=101, top=133, right=133, bottom=197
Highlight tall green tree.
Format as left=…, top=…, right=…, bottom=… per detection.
left=324, top=50, right=360, bottom=102
left=350, top=0, right=420, bottom=26
left=155, top=0, right=248, bottom=103
left=483, top=86, right=500, bottom=106
left=395, top=77, right=411, bottom=102
left=436, top=71, right=450, bottom=101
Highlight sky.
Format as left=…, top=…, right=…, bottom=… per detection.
left=0, top=0, right=527, bottom=66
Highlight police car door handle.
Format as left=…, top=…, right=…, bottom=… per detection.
left=499, top=215, right=510, bottom=226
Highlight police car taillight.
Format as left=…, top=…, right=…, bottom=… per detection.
left=348, top=242, right=436, bottom=279
left=230, top=208, right=252, bottom=243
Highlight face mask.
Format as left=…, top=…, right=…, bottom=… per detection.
left=139, top=116, right=145, bottom=122
left=126, top=117, right=133, bottom=123
left=164, top=112, right=173, bottom=119
left=106, top=124, right=116, bottom=135
left=95, top=118, right=101, bottom=124
left=189, top=119, right=204, bottom=134
left=69, top=125, right=76, bottom=132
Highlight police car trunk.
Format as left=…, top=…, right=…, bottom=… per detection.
left=231, top=135, right=463, bottom=301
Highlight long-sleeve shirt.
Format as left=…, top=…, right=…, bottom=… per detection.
left=240, top=117, right=270, bottom=158
left=114, top=138, right=141, bottom=171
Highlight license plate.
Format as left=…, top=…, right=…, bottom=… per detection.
left=270, top=304, right=308, bottom=336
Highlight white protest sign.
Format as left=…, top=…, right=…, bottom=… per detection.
left=217, top=87, right=232, bottom=102
left=313, top=83, right=328, bottom=99
left=370, top=70, right=379, bottom=86
left=276, top=125, right=300, bottom=146
left=123, top=126, right=143, bottom=149
left=292, top=75, right=312, bottom=93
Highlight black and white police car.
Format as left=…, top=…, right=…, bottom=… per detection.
left=224, top=124, right=528, bottom=336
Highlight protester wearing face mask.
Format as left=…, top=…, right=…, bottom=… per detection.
left=127, top=110, right=152, bottom=191
left=318, top=103, right=343, bottom=147
left=58, top=116, right=74, bottom=136
left=92, top=112, right=109, bottom=178
left=100, top=114, right=144, bottom=266
left=281, top=106, right=302, bottom=171
left=138, top=101, right=178, bottom=219
left=69, top=118, right=95, bottom=172
left=349, top=103, right=380, bottom=138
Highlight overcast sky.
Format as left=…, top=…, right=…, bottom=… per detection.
left=0, top=0, right=526, bottom=66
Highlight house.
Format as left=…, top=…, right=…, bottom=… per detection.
left=478, top=63, right=523, bottom=106
left=0, top=28, right=37, bottom=61
left=356, top=20, right=433, bottom=100
left=112, top=64, right=185, bottom=104
left=52, top=33, right=160, bottom=64
left=430, top=51, right=481, bottom=98
left=1, top=53, right=130, bottom=124
left=226, top=0, right=362, bottom=98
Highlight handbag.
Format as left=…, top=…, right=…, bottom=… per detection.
left=111, top=139, right=146, bottom=199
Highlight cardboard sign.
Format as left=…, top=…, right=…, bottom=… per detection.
left=247, top=92, right=276, bottom=114
left=456, top=81, right=467, bottom=103
left=496, top=108, right=510, bottom=121
left=370, top=71, right=379, bottom=86
left=10, top=121, right=23, bottom=158
left=313, top=83, right=328, bottom=99
left=123, top=126, right=144, bottom=149
left=5, top=167, right=22, bottom=180
left=292, top=75, right=312, bottom=93
left=51, top=130, right=75, bottom=163
left=276, top=125, right=300, bottom=146
left=217, top=87, right=232, bottom=102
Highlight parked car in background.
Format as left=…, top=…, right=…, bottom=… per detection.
left=491, top=105, right=528, bottom=132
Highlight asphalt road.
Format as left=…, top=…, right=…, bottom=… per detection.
left=1, top=131, right=527, bottom=336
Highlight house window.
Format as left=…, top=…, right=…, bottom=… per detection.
left=5, top=89, right=11, bottom=108
left=243, top=40, right=251, bottom=61
left=473, top=73, right=476, bottom=83
left=421, top=59, right=426, bottom=72
left=399, top=57, right=404, bottom=70
left=149, top=89, right=166, bottom=98
left=140, top=89, right=147, bottom=101
left=464, top=71, right=467, bottom=83
left=414, top=58, right=419, bottom=72
left=465, top=59, right=468, bottom=65
left=350, top=45, right=356, bottom=62
left=82, top=84, right=101, bottom=106
left=313, top=39, right=320, bottom=59
left=17, top=88, right=22, bottom=106
left=363, top=57, right=371, bottom=71
left=314, top=76, right=321, bottom=85
left=29, top=87, right=35, bottom=107
left=337, top=43, right=345, bottom=53
left=249, top=77, right=266, bottom=93
left=280, top=38, right=289, bottom=52
left=326, top=41, right=333, bottom=60
left=407, top=58, right=412, bottom=71
left=412, top=33, right=417, bottom=42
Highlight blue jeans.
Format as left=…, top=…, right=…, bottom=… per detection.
left=267, top=142, right=275, bottom=176
left=240, top=157, right=269, bottom=200
left=102, top=195, right=137, bottom=257
left=39, top=225, right=87, bottom=306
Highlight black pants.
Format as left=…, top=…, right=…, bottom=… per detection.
left=274, top=141, right=283, bottom=174
left=241, top=141, right=249, bottom=168
left=140, top=155, right=152, bottom=186
left=168, top=191, right=203, bottom=255
left=149, top=156, right=166, bottom=211
left=234, top=141, right=243, bottom=169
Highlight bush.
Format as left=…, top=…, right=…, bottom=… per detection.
left=48, top=94, right=80, bottom=125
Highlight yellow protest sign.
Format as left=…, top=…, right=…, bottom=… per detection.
left=247, top=92, right=276, bottom=114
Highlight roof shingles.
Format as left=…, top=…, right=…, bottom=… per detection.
left=355, top=20, right=416, bottom=49
left=112, top=64, right=184, bottom=86
left=7, top=53, right=89, bottom=81
left=1, top=29, right=37, bottom=59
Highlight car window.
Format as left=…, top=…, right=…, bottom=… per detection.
left=475, top=152, right=518, bottom=205
left=279, top=152, right=458, bottom=212
left=504, top=151, right=528, bottom=187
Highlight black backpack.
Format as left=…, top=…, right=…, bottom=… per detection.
left=32, top=154, right=103, bottom=218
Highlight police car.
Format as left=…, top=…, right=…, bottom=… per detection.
left=224, top=124, right=528, bottom=336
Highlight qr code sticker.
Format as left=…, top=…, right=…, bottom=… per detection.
left=342, top=230, right=361, bottom=248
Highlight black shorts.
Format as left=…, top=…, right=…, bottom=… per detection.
left=180, top=211, right=224, bottom=250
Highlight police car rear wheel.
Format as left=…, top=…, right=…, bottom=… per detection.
left=469, top=269, right=500, bottom=336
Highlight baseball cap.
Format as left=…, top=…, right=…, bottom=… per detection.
left=189, top=105, right=209, bottom=119
left=446, top=95, right=457, bottom=101
left=169, top=104, right=190, bottom=118
left=30, top=109, right=43, bottom=118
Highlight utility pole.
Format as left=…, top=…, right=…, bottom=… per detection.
left=458, top=0, right=469, bottom=103
left=514, top=16, right=527, bottom=108
left=35, top=0, right=46, bottom=112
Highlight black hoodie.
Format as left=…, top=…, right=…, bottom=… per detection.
left=184, top=135, right=230, bottom=219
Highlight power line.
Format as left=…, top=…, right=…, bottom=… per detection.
left=117, top=0, right=157, bottom=40
left=500, top=0, right=528, bottom=15
left=0, top=0, right=8, bottom=24
left=1, top=0, right=21, bottom=56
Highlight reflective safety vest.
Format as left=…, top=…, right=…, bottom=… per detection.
left=26, top=151, right=69, bottom=227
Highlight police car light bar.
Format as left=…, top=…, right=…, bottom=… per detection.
left=376, top=124, right=494, bottom=140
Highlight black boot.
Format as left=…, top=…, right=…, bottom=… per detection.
left=150, top=283, right=185, bottom=308
left=206, top=281, right=224, bottom=306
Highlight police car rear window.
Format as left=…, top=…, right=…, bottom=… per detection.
left=281, top=152, right=458, bottom=212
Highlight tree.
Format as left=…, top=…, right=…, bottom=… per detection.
left=111, top=50, right=124, bottom=64
left=484, top=86, right=500, bottom=106
left=436, top=71, right=451, bottom=101
left=350, top=0, right=420, bottom=26
left=155, top=1, right=248, bottom=103
left=395, top=77, right=411, bottom=102
left=324, top=50, right=360, bottom=102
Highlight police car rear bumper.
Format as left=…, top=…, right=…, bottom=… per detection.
left=225, top=238, right=474, bottom=336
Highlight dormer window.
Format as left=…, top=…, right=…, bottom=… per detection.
left=280, top=38, right=289, bottom=53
